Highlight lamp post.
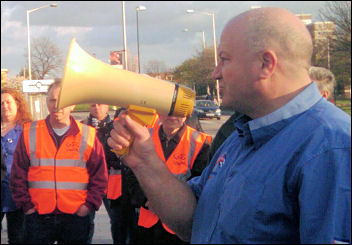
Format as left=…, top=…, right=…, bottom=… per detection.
left=186, top=9, right=220, bottom=104
left=27, top=3, right=57, bottom=80
left=136, top=5, right=146, bottom=73
left=183, top=28, right=206, bottom=50
left=121, top=1, right=128, bottom=70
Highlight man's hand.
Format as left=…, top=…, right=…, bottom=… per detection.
left=107, top=112, right=156, bottom=170
left=25, top=208, right=36, bottom=215
left=75, top=204, right=89, bottom=217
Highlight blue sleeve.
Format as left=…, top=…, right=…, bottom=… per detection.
left=187, top=162, right=215, bottom=200
left=298, top=147, right=351, bottom=244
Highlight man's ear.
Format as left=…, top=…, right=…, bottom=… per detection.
left=258, top=50, right=277, bottom=79
left=320, top=90, right=330, bottom=99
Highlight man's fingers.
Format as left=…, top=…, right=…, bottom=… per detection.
left=108, top=115, right=133, bottom=151
left=107, top=136, right=127, bottom=151
left=124, top=114, right=150, bottom=141
left=108, top=112, right=150, bottom=154
left=111, top=120, right=132, bottom=142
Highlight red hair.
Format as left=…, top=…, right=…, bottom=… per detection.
left=1, top=87, right=33, bottom=125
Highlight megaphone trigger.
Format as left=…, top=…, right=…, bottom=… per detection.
left=127, top=105, right=157, bottom=127
left=111, top=105, right=156, bottom=158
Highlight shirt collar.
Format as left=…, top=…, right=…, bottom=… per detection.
left=13, top=124, right=22, bottom=132
left=234, top=82, right=322, bottom=148
left=88, top=113, right=112, bottom=129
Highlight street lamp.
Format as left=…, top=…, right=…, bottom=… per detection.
left=27, top=3, right=57, bottom=80
left=186, top=9, right=220, bottom=104
left=183, top=28, right=206, bottom=50
left=136, top=5, right=146, bottom=73
left=122, top=1, right=128, bottom=70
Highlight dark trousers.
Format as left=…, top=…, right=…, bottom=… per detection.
left=110, top=198, right=138, bottom=244
left=24, top=212, right=89, bottom=244
left=1, top=210, right=25, bottom=244
left=136, top=220, right=189, bottom=244
left=87, top=196, right=112, bottom=244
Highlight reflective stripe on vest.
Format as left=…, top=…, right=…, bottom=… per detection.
left=138, top=124, right=210, bottom=233
left=148, top=114, right=160, bottom=128
left=24, top=120, right=94, bottom=215
left=107, top=169, right=122, bottom=200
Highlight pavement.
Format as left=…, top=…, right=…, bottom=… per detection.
left=1, top=205, right=113, bottom=244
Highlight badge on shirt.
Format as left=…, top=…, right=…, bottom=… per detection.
left=215, top=154, right=226, bottom=168
left=208, top=154, right=226, bottom=180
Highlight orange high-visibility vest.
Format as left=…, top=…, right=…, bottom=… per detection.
left=107, top=169, right=122, bottom=200
left=138, top=124, right=211, bottom=234
left=108, top=117, right=123, bottom=200
left=23, top=120, right=96, bottom=215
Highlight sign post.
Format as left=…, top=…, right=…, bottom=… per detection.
left=23, top=79, right=54, bottom=120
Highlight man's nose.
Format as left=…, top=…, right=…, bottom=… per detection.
left=212, top=65, right=221, bottom=80
left=54, top=101, right=59, bottom=111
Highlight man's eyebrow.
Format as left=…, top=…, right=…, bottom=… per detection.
left=218, top=51, right=229, bottom=56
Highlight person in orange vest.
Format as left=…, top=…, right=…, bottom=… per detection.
left=123, top=114, right=212, bottom=244
left=9, top=79, right=108, bottom=244
left=81, top=103, right=124, bottom=244
left=107, top=108, right=160, bottom=244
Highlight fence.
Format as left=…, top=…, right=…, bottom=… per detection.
left=24, top=93, right=49, bottom=121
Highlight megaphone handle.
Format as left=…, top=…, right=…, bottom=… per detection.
left=111, top=105, right=157, bottom=158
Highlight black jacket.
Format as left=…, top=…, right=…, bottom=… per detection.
left=81, top=113, right=121, bottom=171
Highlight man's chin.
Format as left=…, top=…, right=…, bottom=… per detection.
left=220, top=98, right=235, bottom=110
left=51, top=113, right=63, bottom=121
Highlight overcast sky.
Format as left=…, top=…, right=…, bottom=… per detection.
left=1, top=1, right=327, bottom=77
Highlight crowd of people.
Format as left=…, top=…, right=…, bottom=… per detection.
left=1, top=7, right=351, bottom=245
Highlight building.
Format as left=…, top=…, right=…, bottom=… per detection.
left=307, top=21, right=335, bottom=43
left=296, top=14, right=312, bottom=25
left=1, top=69, right=8, bottom=88
left=307, top=21, right=336, bottom=68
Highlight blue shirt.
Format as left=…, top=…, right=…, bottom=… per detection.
left=1, top=124, right=23, bottom=212
left=188, top=83, right=351, bottom=244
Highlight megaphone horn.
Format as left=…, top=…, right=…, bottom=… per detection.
left=58, top=38, right=195, bottom=118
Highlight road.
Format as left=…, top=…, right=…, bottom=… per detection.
left=1, top=112, right=231, bottom=244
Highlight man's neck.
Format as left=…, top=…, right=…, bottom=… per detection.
left=50, top=117, right=71, bottom=129
left=162, top=127, right=180, bottom=139
left=248, top=75, right=312, bottom=119
left=94, top=113, right=108, bottom=121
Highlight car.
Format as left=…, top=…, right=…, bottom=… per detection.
left=193, top=100, right=221, bottom=120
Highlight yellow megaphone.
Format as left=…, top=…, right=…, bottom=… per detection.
left=58, top=38, right=195, bottom=155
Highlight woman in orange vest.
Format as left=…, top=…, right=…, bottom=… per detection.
left=124, top=114, right=212, bottom=244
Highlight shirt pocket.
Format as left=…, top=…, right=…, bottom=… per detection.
left=218, top=173, right=265, bottom=242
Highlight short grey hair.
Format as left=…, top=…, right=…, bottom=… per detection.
left=309, top=66, right=336, bottom=99
left=47, top=78, right=62, bottom=94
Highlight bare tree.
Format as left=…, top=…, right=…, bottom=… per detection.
left=28, top=37, right=64, bottom=79
left=144, top=60, right=168, bottom=74
left=319, top=1, right=351, bottom=95
left=319, top=1, right=351, bottom=53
